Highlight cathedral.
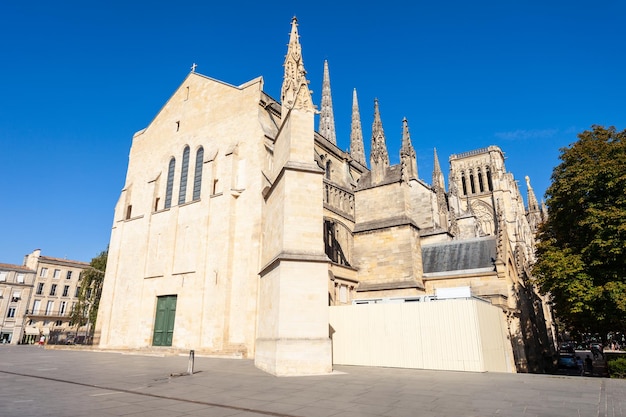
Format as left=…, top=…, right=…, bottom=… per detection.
left=95, top=18, right=555, bottom=375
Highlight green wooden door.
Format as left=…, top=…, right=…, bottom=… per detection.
left=153, top=295, right=177, bottom=346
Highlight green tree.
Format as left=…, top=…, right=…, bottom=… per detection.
left=70, top=248, right=107, bottom=342
left=533, top=125, right=626, bottom=335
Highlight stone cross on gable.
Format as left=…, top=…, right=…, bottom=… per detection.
left=191, top=63, right=197, bottom=72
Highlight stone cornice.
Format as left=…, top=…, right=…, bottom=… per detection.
left=262, top=161, right=324, bottom=200
left=353, top=215, right=420, bottom=234
left=259, top=251, right=329, bottom=277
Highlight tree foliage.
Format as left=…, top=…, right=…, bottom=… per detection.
left=69, top=248, right=108, bottom=335
left=533, top=126, right=626, bottom=334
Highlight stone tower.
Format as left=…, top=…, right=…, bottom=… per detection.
left=256, top=17, right=332, bottom=376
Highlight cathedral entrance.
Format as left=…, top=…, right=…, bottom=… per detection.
left=152, top=295, right=177, bottom=346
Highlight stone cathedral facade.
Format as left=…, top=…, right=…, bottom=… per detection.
left=95, top=18, right=554, bottom=375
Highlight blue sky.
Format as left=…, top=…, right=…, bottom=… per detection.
left=1, top=1, right=624, bottom=265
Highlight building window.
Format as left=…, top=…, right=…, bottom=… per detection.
left=0, top=272, right=6, bottom=282
left=125, top=205, right=133, bottom=220
left=66, top=271, right=72, bottom=280
left=40, top=267, right=48, bottom=277
left=478, top=169, right=485, bottom=193
left=486, top=166, right=494, bottom=191
left=60, top=301, right=67, bottom=315
left=36, top=282, right=44, bottom=295
left=179, top=146, right=190, bottom=205
left=75, top=286, right=80, bottom=297
left=17, top=273, right=25, bottom=283
left=7, top=308, right=16, bottom=318
left=62, top=285, right=70, bottom=297
left=53, top=269, right=61, bottom=279
left=55, top=320, right=63, bottom=326
left=154, top=197, right=160, bottom=212
left=32, top=300, right=41, bottom=314
left=11, top=291, right=21, bottom=302
left=212, top=179, right=219, bottom=195
left=50, top=284, right=57, bottom=296
left=325, top=160, right=332, bottom=180
left=45, top=301, right=54, bottom=315
left=192, top=147, right=204, bottom=201
left=164, top=157, right=176, bottom=209
left=461, top=173, right=468, bottom=196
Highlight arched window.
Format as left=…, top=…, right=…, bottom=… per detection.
left=469, top=171, right=476, bottom=194
left=478, top=169, right=484, bottom=193
left=178, top=146, right=190, bottom=205
left=192, top=147, right=204, bottom=201
left=461, top=172, right=467, bottom=196
left=486, top=166, right=494, bottom=191
left=325, top=160, right=332, bottom=180
left=164, top=157, right=176, bottom=209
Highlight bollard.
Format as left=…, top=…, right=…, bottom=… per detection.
left=187, top=350, right=195, bottom=375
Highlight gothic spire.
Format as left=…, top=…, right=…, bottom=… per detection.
left=318, top=60, right=336, bottom=144
left=370, top=98, right=389, bottom=184
left=281, top=17, right=314, bottom=113
left=432, top=148, right=448, bottom=223
left=525, top=176, right=539, bottom=212
left=399, top=118, right=417, bottom=182
left=525, top=175, right=543, bottom=233
left=350, top=89, right=366, bottom=166
left=433, top=148, right=446, bottom=190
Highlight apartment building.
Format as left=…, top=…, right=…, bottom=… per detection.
left=0, top=263, right=36, bottom=344
left=22, top=249, right=90, bottom=344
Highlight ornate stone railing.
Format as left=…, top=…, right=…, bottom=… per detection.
left=323, top=181, right=354, bottom=218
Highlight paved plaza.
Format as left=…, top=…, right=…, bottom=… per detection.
left=0, top=345, right=624, bottom=417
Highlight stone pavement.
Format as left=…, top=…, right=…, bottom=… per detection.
left=0, top=345, right=624, bottom=417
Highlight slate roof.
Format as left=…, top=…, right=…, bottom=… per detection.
left=0, top=263, right=35, bottom=273
left=422, top=236, right=497, bottom=273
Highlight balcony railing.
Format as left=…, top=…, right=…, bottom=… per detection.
left=324, top=181, right=355, bottom=218
left=25, top=309, right=72, bottom=318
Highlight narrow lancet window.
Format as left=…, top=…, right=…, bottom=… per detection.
left=178, top=146, right=190, bottom=205
left=486, top=167, right=494, bottom=191
left=461, top=173, right=467, bottom=196
left=164, top=157, right=176, bottom=209
left=192, top=147, right=204, bottom=201
left=470, top=171, right=476, bottom=194
left=478, top=169, right=484, bottom=193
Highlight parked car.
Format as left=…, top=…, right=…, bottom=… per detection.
left=559, top=343, right=575, bottom=354
left=590, top=342, right=603, bottom=353
left=557, top=354, right=578, bottom=369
